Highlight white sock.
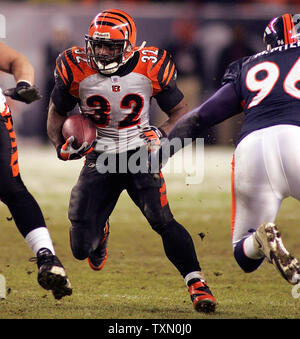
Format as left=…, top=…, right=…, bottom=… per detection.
left=184, top=271, right=205, bottom=286
left=25, top=227, right=55, bottom=255
left=243, top=234, right=264, bottom=259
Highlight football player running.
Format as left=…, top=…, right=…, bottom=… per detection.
left=168, top=14, right=300, bottom=286
left=47, top=9, right=216, bottom=312
left=0, top=41, right=72, bottom=300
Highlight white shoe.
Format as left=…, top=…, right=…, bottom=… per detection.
left=254, top=223, right=300, bottom=285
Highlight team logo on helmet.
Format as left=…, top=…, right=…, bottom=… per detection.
left=93, top=31, right=110, bottom=39
left=263, top=14, right=300, bottom=51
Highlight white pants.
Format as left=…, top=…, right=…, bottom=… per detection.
left=231, top=124, right=300, bottom=248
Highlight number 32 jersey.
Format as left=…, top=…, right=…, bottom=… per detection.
left=222, top=41, right=300, bottom=145
left=52, top=46, right=182, bottom=153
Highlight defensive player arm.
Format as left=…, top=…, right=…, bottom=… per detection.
left=0, top=41, right=34, bottom=84
left=168, top=82, right=243, bottom=142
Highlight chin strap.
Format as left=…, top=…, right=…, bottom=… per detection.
left=122, top=40, right=147, bottom=64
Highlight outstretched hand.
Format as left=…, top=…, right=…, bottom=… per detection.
left=4, top=81, right=42, bottom=104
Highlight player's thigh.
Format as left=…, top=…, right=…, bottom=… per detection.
left=0, top=115, right=19, bottom=190
left=68, top=166, right=122, bottom=226
left=276, top=125, right=300, bottom=201
left=232, top=131, right=282, bottom=246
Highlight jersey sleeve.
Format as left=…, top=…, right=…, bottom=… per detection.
left=221, top=57, right=249, bottom=99
left=54, top=49, right=73, bottom=91
left=51, top=48, right=81, bottom=114
left=148, top=48, right=184, bottom=112
left=154, top=82, right=184, bottom=112
left=221, top=58, right=242, bottom=85
left=51, top=85, right=79, bottom=115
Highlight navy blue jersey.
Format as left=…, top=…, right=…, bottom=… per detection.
left=222, top=41, right=300, bottom=144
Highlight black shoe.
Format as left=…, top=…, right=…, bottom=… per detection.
left=88, top=222, right=109, bottom=271
left=34, top=248, right=72, bottom=300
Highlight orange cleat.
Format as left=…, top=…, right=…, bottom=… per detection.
left=188, top=280, right=216, bottom=313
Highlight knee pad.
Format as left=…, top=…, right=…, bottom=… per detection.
left=69, top=227, right=91, bottom=260
left=69, top=225, right=102, bottom=260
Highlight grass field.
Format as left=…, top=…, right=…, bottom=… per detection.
left=1, top=141, right=300, bottom=320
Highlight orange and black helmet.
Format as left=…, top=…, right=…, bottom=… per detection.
left=85, top=9, right=137, bottom=74
left=263, top=14, right=300, bottom=51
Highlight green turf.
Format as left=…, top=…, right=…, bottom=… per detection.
left=0, top=143, right=300, bottom=319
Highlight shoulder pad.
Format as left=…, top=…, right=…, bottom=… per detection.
left=221, top=57, right=249, bottom=86
left=55, top=47, right=78, bottom=89
left=135, top=47, right=177, bottom=95
left=55, top=46, right=95, bottom=96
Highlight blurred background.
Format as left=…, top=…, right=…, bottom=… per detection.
left=0, top=0, right=299, bottom=145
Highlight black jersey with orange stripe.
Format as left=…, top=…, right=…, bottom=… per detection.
left=52, top=45, right=183, bottom=114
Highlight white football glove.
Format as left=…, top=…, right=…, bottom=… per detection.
left=139, top=125, right=168, bottom=172
left=57, top=136, right=95, bottom=161
left=139, top=125, right=166, bottom=152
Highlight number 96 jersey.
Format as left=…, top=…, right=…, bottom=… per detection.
left=222, top=41, right=300, bottom=145
left=52, top=46, right=182, bottom=153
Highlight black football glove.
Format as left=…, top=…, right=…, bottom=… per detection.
left=4, top=81, right=42, bottom=104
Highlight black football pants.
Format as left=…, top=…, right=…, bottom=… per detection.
left=68, top=150, right=201, bottom=277
left=0, top=113, right=46, bottom=237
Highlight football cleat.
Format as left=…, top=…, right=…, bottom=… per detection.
left=34, top=248, right=72, bottom=300
left=254, top=222, right=300, bottom=284
left=88, top=221, right=110, bottom=271
left=188, top=278, right=216, bottom=313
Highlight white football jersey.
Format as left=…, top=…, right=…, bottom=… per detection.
left=54, top=46, right=178, bottom=153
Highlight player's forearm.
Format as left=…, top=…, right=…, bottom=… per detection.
left=47, top=100, right=67, bottom=148
left=168, top=83, right=242, bottom=142
left=10, top=55, right=35, bottom=85
left=0, top=41, right=35, bottom=84
left=159, top=98, right=188, bottom=135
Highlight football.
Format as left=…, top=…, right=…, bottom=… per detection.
left=62, top=114, right=97, bottom=149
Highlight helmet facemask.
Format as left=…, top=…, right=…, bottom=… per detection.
left=85, top=35, right=133, bottom=75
